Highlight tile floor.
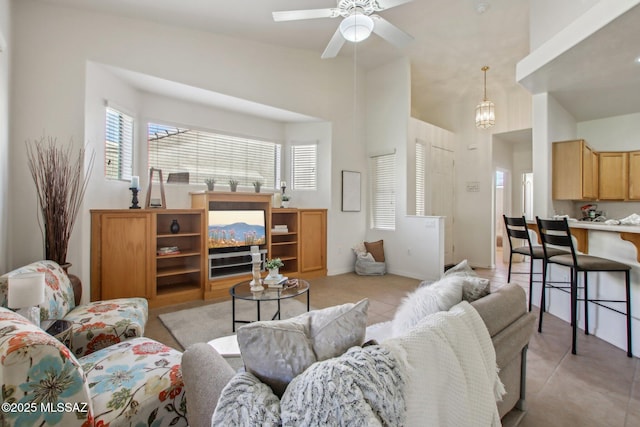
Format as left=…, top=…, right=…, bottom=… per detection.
left=146, top=255, right=640, bottom=426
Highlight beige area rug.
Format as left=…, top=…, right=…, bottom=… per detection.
left=158, top=297, right=310, bottom=351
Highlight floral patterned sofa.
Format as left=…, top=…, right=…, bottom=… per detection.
left=0, top=307, right=187, bottom=426
left=0, top=260, right=147, bottom=357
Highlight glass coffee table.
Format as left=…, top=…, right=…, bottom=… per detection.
left=229, top=279, right=310, bottom=332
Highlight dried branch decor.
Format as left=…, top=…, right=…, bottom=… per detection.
left=26, top=137, right=94, bottom=265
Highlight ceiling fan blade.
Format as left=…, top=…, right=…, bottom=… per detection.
left=273, top=8, right=338, bottom=22
left=371, top=15, right=414, bottom=48
left=376, top=0, right=413, bottom=11
left=321, top=27, right=346, bottom=59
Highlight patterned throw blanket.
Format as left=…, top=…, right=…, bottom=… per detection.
left=212, top=345, right=405, bottom=426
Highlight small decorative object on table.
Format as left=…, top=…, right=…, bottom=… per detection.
left=129, top=175, right=141, bottom=209
left=205, top=177, right=215, bottom=191
left=264, top=258, right=285, bottom=286
left=281, top=195, right=291, bottom=208
left=253, top=180, right=262, bottom=193
left=249, top=245, right=264, bottom=292
left=170, top=219, right=180, bottom=234
left=229, top=178, right=239, bottom=192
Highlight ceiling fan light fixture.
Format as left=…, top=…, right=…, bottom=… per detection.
left=339, top=13, right=374, bottom=42
left=475, top=66, right=495, bottom=129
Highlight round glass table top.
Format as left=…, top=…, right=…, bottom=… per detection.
left=230, top=279, right=309, bottom=302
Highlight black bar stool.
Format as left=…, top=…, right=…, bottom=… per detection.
left=503, top=215, right=566, bottom=312
left=536, top=217, right=632, bottom=357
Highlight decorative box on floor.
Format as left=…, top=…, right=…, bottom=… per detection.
left=0, top=260, right=148, bottom=357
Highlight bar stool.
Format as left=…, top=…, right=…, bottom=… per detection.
left=503, top=215, right=566, bottom=312
left=536, top=217, right=632, bottom=357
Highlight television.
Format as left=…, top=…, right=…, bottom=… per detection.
left=208, top=210, right=266, bottom=251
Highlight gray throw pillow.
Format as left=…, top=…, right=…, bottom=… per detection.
left=237, top=299, right=369, bottom=397
left=443, top=259, right=491, bottom=302
left=461, top=276, right=490, bottom=302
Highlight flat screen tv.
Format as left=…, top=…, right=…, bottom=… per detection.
left=208, top=210, right=266, bottom=251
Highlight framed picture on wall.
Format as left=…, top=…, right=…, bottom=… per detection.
left=342, top=170, right=361, bottom=212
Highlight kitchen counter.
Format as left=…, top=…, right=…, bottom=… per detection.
left=528, top=219, right=640, bottom=261
left=526, top=218, right=640, bottom=356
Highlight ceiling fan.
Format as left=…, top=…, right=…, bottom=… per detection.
left=273, top=0, right=414, bottom=59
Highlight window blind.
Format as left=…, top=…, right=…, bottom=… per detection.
left=105, top=107, right=133, bottom=180
left=291, top=144, right=317, bottom=190
left=370, top=152, right=396, bottom=230
left=416, top=141, right=425, bottom=216
left=147, top=123, right=281, bottom=188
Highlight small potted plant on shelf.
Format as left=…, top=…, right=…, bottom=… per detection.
left=252, top=180, right=262, bottom=193
left=228, top=178, right=239, bottom=192
left=281, top=195, right=291, bottom=208
left=204, top=177, right=215, bottom=191
left=265, top=258, right=284, bottom=279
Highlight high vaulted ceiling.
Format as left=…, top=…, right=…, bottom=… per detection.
left=38, top=0, right=530, bottom=124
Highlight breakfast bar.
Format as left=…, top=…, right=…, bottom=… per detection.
left=526, top=219, right=640, bottom=357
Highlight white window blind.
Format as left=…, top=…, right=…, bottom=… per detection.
left=416, top=141, right=425, bottom=216
left=105, top=107, right=133, bottom=180
left=291, top=144, right=317, bottom=190
left=370, top=152, right=396, bottom=230
left=147, top=123, right=281, bottom=188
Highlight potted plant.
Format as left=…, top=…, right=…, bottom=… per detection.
left=229, top=178, right=239, bottom=192
left=26, top=137, right=94, bottom=270
left=204, top=177, right=215, bottom=191
left=265, top=258, right=284, bottom=279
left=252, top=180, right=262, bottom=193
left=281, top=195, right=291, bottom=208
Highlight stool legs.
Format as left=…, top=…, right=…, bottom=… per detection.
left=584, top=271, right=589, bottom=336
left=625, top=270, right=632, bottom=358
left=571, top=268, right=578, bottom=355
left=538, top=259, right=547, bottom=333
left=528, top=257, right=534, bottom=312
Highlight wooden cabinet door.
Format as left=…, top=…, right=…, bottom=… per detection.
left=299, top=210, right=326, bottom=273
left=582, top=145, right=598, bottom=199
left=629, top=151, right=640, bottom=200
left=98, top=213, right=152, bottom=299
left=599, top=152, right=628, bottom=200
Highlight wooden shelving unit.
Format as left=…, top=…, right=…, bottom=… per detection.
left=153, top=210, right=205, bottom=307
left=91, top=209, right=205, bottom=308
left=270, top=209, right=299, bottom=275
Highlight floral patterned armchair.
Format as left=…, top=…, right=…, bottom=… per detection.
left=0, top=308, right=187, bottom=427
left=0, top=260, right=148, bottom=357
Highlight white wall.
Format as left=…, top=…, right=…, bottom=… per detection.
left=0, top=0, right=9, bottom=273
left=9, top=1, right=363, bottom=293
left=452, top=83, right=532, bottom=268
left=363, top=58, right=443, bottom=281
left=284, top=122, right=332, bottom=210
left=530, top=0, right=600, bottom=50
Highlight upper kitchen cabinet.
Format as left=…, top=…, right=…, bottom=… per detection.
left=628, top=151, right=640, bottom=200
left=552, top=140, right=598, bottom=200
left=598, top=152, right=629, bottom=200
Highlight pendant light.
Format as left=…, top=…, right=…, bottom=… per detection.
left=475, top=66, right=495, bottom=129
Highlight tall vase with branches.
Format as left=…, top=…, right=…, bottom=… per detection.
left=26, top=137, right=94, bottom=267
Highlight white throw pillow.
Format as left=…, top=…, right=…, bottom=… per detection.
left=391, top=276, right=463, bottom=337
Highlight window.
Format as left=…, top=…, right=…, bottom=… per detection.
left=147, top=123, right=281, bottom=188
left=291, top=143, right=317, bottom=190
left=370, top=152, right=396, bottom=230
left=105, top=107, right=134, bottom=180
left=416, top=141, right=425, bottom=216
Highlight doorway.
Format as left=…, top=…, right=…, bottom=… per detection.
left=494, top=169, right=509, bottom=264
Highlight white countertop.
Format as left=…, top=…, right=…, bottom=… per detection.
left=566, top=220, right=640, bottom=234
